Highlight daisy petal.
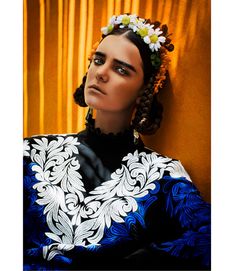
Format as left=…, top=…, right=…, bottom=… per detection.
left=143, top=36, right=151, bottom=44
left=101, top=27, right=108, bottom=35
left=148, top=28, right=154, bottom=35
left=159, top=36, right=166, bottom=43
left=155, top=42, right=161, bottom=50
left=149, top=43, right=155, bottom=51
left=155, top=28, right=162, bottom=35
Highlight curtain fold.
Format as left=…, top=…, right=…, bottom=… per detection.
left=24, top=0, right=211, bottom=201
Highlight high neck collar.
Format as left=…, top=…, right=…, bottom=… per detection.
left=78, top=116, right=144, bottom=174
left=85, top=116, right=143, bottom=149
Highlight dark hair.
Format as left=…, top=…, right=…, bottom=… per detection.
left=74, top=27, right=165, bottom=135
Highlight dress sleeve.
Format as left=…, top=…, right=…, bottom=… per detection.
left=150, top=160, right=211, bottom=269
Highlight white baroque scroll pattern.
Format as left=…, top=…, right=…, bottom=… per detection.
left=28, top=136, right=85, bottom=254
left=75, top=196, right=138, bottom=245
left=86, top=150, right=172, bottom=202
left=26, top=136, right=179, bottom=261
left=43, top=243, right=75, bottom=261
left=23, top=139, right=30, bottom=157
left=70, top=151, right=173, bottom=247
left=165, top=160, right=192, bottom=182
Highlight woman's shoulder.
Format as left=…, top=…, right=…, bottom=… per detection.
left=23, top=132, right=85, bottom=157
left=23, top=131, right=87, bottom=145
left=138, top=146, right=192, bottom=182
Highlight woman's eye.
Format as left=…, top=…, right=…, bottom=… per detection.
left=115, top=66, right=129, bottom=76
left=93, top=58, right=104, bottom=65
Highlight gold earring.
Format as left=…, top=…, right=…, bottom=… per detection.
left=139, top=117, right=147, bottom=126
left=133, top=129, right=139, bottom=145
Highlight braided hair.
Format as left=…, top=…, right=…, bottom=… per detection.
left=74, top=24, right=173, bottom=135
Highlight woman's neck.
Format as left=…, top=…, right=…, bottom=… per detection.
left=94, top=110, right=133, bottom=134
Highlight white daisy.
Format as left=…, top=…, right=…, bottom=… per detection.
left=128, top=14, right=138, bottom=30
left=116, top=15, right=124, bottom=24
left=101, top=24, right=114, bottom=35
left=146, top=28, right=166, bottom=52
left=101, top=26, right=109, bottom=35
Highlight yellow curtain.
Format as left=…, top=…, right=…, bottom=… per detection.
left=24, top=0, right=211, bottom=201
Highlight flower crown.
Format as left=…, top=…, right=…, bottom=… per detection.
left=101, top=14, right=174, bottom=70
left=102, top=14, right=166, bottom=52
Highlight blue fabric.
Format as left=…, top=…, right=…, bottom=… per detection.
left=156, top=178, right=211, bottom=267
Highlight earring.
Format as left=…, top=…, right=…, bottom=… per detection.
left=85, top=107, right=93, bottom=124
left=139, top=117, right=147, bottom=126
left=133, top=129, right=139, bottom=145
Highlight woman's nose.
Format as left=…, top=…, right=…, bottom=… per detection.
left=95, top=65, right=109, bottom=83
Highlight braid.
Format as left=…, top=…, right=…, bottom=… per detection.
left=132, top=75, right=163, bottom=135
left=73, top=73, right=88, bottom=107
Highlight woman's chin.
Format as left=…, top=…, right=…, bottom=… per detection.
left=85, top=97, right=101, bottom=110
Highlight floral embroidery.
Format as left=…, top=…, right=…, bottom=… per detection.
left=24, top=136, right=191, bottom=261
left=165, top=160, right=192, bottom=181
left=23, top=139, right=30, bottom=157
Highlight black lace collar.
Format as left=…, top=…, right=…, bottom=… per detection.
left=84, top=115, right=143, bottom=150
left=86, top=116, right=133, bottom=138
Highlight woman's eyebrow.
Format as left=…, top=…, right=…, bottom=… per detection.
left=113, top=59, right=137, bottom=73
left=94, top=51, right=137, bottom=73
left=94, top=51, right=106, bottom=58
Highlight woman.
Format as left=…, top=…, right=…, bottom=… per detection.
left=23, top=14, right=210, bottom=270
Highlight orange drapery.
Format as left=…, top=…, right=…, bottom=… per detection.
left=23, top=0, right=211, bottom=201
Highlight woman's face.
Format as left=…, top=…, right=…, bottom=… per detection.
left=84, top=34, right=144, bottom=113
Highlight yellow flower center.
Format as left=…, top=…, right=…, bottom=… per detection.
left=138, top=28, right=148, bottom=38
left=122, top=15, right=130, bottom=25
left=107, top=24, right=114, bottom=33
left=150, top=34, right=158, bottom=43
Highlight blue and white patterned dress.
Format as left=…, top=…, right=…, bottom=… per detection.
left=23, top=120, right=211, bottom=270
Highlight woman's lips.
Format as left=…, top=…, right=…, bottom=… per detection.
left=88, top=84, right=106, bottom=95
